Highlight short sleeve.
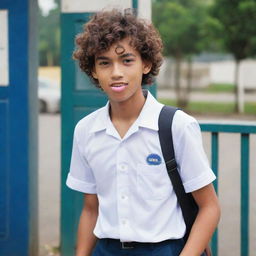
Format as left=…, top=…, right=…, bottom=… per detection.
left=66, top=128, right=97, bottom=194
left=173, top=111, right=216, bottom=193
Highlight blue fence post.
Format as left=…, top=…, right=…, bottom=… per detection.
left=211, top=132, right=219, bottom=256
left=241, top=133, right=249, bottom=256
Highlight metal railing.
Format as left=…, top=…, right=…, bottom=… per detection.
left=200, top=121, right=256, bottom=256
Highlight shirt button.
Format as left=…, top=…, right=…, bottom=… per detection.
left=119, top=164, right=127, bottom=172
left=121, top=195, right=127, bottom=200
left=122, top=220, right=127, bottom=225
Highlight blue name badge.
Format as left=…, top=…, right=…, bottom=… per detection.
left=146, top=154, right=162, bottom=165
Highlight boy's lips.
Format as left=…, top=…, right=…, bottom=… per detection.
left=110, top=82, right=128, bottom=92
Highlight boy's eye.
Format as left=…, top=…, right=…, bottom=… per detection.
left=99, top=61, right=109, bottom=66
left=123, top=59, right=134, bottom=64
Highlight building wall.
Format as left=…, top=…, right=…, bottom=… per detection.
left=157, top=58, right=256, bottom=89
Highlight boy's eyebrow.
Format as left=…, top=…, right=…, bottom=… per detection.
left=95, top=56, right=109, bottom=61
left=95, top=53, right=136, bottom=61
left=120, top=53, right=136, bottom=58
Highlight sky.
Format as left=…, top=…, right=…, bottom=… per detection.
left=38, top=0, right=56, bottom=15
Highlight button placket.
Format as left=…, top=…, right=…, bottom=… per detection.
left=116, top=144, right=133, bottom=241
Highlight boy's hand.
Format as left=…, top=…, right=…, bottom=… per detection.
left=205, top=245, right=212, bottom=256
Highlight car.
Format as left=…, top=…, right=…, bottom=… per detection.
left=38, top=78, right=60, bottom=113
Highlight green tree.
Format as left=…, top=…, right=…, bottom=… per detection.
left=39, top=0, right=60, bottom=66
left=211, top=0, right=256, bottom=112
left=153, top=0, right=210, bottom=107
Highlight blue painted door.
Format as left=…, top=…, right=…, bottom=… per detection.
left=60, top=13, right=108, bottom=256
left=0, top=0, right=38, bottom=255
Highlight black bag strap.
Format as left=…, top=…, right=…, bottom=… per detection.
left=158, top=105, right=198, bottom=241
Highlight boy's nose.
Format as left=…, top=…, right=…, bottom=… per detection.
left=111, top=64, right=123, bottom=80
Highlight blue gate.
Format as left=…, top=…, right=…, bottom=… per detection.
left=0, top=0, right=38, bottom=255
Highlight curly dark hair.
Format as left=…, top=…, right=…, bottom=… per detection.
left=73, top=9, right=163, bottom=87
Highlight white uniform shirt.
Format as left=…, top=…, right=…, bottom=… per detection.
left=66, top=91, right=216, bottom=242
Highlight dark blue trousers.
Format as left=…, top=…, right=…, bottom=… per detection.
left=92, top=238, right=205, bottom=256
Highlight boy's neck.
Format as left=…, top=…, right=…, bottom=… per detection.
left=109, top=90, right=146, bottom=123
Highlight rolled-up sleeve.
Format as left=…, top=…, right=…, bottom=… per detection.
left=173, top=112, right=216, bottom=193
left=66, top=128, right=97, bottom=194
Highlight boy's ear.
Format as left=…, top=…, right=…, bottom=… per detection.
left=92, top=68, right=98, bottom=79
left=143, top=61, right=152, bottom=74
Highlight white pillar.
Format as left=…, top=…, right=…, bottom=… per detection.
left=138, top=0, right=151, bottom=20
left=238, top=63, right=244, bottom=113
left=0, top=10, right=9, bottom=86
left=61, top=0, right=132, bottom=13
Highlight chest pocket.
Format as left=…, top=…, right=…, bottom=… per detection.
left=136, top=163, right=172, bottom=200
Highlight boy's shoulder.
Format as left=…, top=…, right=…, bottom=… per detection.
left=74, top=105, right=107, bottom=138
left=173, top=109, right=198, bottom=127
left=172, top=109, right=200, bottom=139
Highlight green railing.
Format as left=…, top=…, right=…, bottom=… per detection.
left=200, top=121, right=256, bottom=256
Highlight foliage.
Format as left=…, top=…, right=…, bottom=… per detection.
left=152, top=0, right=210, bottom=58
left=199, top=11, right=225, bottom=53
left=153, top=0, right=256, bottom=60
left=210, top=0, right=256, bottom=61
left=39, top=0, right=60, bottom=66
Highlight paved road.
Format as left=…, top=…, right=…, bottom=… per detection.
left=39, top=114, right=60, bottom=256
left=39, top=114, right=256, bottom=256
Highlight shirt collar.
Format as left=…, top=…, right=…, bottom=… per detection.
left=89, top=90, right=164, bottom=134
left=89, top=102, right=110, bottom=133
left=136, top=90, right=163, bottom=131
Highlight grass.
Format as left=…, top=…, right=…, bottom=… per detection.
left=196, top=83, right=235, bottom=93
left=159, top=99, right=256, bottom=116
left=245, top=102, right=256, bottom=115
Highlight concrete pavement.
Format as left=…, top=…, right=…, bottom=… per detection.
left=39, top=114, right=60, bottom=256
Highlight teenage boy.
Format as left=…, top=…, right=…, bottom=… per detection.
left=66, top=9, right=220, bottom=256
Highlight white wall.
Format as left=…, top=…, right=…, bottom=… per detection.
left=157, top=59, right=256, bottom=89
left=210, top=60, right=256, bottom=89
left=157, top=58, right=210, bottom=89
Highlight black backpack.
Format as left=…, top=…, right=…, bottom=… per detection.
left=158, top=105, right=199, bottom=242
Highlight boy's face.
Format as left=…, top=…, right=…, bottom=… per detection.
left=92, top=37, right=151, bottom=104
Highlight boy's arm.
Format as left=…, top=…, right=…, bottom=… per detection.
left=179, top=184, right=221, bottom=256
left=76, top=194, right=99, bottom=256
